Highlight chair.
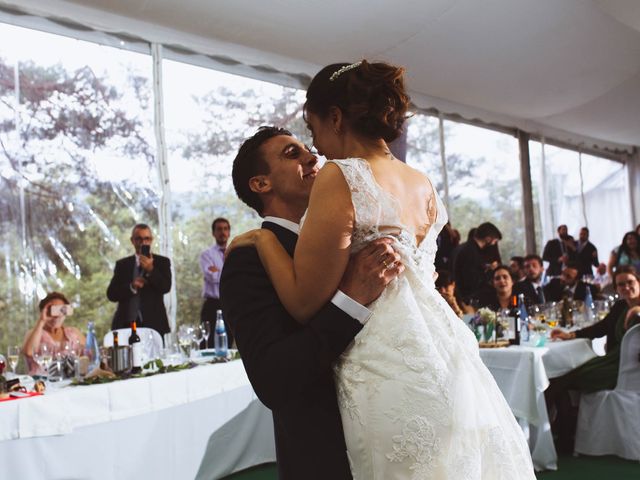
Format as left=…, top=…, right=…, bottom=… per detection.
left=574, top=324, right=640, bottom=461
left=103, top=328, right=163, bottom=361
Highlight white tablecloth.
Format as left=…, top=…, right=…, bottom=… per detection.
left=479, top=339, right=597, bottom=471
left=0, top=361, right=271, bottom=480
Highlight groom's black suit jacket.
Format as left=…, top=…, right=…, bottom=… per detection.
left=220, top=222, right=363, bottom=480
left=106, top=254, right=172, bottom=336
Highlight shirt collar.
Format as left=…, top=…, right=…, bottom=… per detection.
left=263, top=216, right=300, bottom=234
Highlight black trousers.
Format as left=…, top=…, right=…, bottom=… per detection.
left=545, top=375, right=579, bottom=454
left=200, top=297, right=234, bottom=348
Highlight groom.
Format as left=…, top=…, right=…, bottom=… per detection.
left=220, top=126, right=402, bottom=479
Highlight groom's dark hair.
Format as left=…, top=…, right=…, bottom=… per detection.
left=232, top=126, right=292, bottom=216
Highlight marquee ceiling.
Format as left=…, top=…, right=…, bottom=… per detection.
left=6, top=0, right=640, bottom=153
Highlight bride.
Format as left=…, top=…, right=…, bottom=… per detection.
left=229, top=60, right=535, bottom=479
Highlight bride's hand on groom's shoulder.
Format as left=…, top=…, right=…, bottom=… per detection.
left=225, top=229, right=273, bottom=258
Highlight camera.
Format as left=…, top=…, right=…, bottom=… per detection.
left=50, top=304, right=73, bottom=316
left=140, top=245, right=151, bottom=258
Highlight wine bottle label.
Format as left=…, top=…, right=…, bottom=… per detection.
left=508, top=318, right=516, bottom=339
left=131, top=343, right=143, bottom=367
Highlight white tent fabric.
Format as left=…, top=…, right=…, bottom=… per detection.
left=3, top=0, right=640, bottom=154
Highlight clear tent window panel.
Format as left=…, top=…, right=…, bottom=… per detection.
left=406, top=114, right=444, bottom=191
left=441, top=120, right=524, bottom=261
left=530, top=141, right=632, bottom=262
left=161, top=58, right=307, bottom=326
left=0, top=23, right=157, bottom=353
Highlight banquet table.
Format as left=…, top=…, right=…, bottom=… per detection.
left=201, top=339, right=600, bottom=476
left=0, top=360, right=274, bottom=480
left=479, top=338, right=597, bottom=471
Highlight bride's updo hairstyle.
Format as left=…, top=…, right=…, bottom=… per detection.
left=304, top=60, right=410, bottom=143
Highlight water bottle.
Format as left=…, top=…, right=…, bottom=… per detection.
left=584, top=286, right=595, bottom=324
left=214, top=310, right=228, bottom=358
left=84, top=321, right=100, bottom=373
left=518, top=294, right=530, bottom=344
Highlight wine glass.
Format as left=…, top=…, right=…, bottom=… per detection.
left=39, top=344, right=53, bottom=378
left=201, top=322, right=211, bottom=350
left=177, top=325, right=194, bottom=360
left=7, top=346, right=20, bottom=376
left=192, top=325, right=203, bottom=353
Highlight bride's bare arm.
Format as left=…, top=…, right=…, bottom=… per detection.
left=254, top=163, right=354, bottom=323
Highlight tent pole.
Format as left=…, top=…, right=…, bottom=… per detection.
left=518, top=131, right=536, bottom=254
left=151, top=43, right=177, bottom=333
left=628, top=147, right=640, bottom=227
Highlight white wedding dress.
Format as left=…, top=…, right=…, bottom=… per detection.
left=328, top=159, right=536, bottom=480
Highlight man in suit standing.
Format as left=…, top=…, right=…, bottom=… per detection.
left=513, top=254, right=546, bottom=305
left=575, top=227, right=599, bottom=277
left=453, top=222, right=502, bottom=304
left=220, top=127, right=402, bottom=480
left=107, top=224, right=172, bottom=336
left=544, top=261, right=597, bottom=303
left=543, top=224, right=576, bottom=277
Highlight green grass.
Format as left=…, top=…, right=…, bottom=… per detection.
left=222, top=455, right=640, bottom=479
left=537, top=453, right=640, bottom=480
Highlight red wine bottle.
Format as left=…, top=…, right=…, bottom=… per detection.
left=129, top=321, right=142, bottom=374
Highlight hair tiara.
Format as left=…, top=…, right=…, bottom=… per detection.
left=329, top=61, right=363, bottom=82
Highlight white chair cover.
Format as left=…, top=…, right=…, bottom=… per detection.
left=103, top=328, right=163, bottom=361
left=575, top=324, right=640, bottom=461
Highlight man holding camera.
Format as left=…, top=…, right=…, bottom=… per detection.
left=107, top=224, right=172, bottom=336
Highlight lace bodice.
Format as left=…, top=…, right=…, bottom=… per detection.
left=327, top=158, right=448, bottom=283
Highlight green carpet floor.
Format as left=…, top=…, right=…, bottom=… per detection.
left=223, top=454, right=640, bottom=479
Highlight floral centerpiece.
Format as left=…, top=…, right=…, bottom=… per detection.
left=469, top=308, right=498, bottom=342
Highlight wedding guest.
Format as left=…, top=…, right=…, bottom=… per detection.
left=593, top=263, right=613, bottom=295
left=575, top=227, right=598, bottom=277
left=543, top=261, right=597, bottom=303
left=22, top=292, right=85, bottom=375
left=509, top=256, right=526, bottom=283
left=547, top=265, right=640, bottom=452
left=477, top=265, right=514, bottom=311
left=607, top=231, right=640, bottom=277
left=543, top=224, right=576, bottom=277
left=199, top=217, right=234, bottom=347
left=453, top=222, right=502, bottom=304
left=435, top=222, right=458, bottom=273
left=513, top=254, right=546, bottom=305
left=107, top=224, right=172, bottom=336
left=435, top=270, right=464, bottom=318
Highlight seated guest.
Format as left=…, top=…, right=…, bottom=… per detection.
left=477, top=265, right=514, bottom=311
left=607, top=231, right=640, bottom=277
left=593, top=263, right=613, bottom=295
left=547, top=266, right=640, bottom=452
left=22, top=292, right=85, bottom=375
left=513, top=254, right=546, bottom=305
left=543, top=261, right=597, bottom=303
left=435, top=270, right=464, bottom=318
left=509, top=256, right=526, bottom=283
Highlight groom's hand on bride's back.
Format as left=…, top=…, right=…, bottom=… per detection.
left=339, top=238, right=404, bottom=306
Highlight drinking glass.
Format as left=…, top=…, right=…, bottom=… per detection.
left=192, top=325, right=203, bottom=352
left=39, top=344, right=53, bottom=378
left=7, top=346, right=20, bottom=376
left=178, top=325, right=194, bottom=359
left=201, top=322, right=211, bottom=350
